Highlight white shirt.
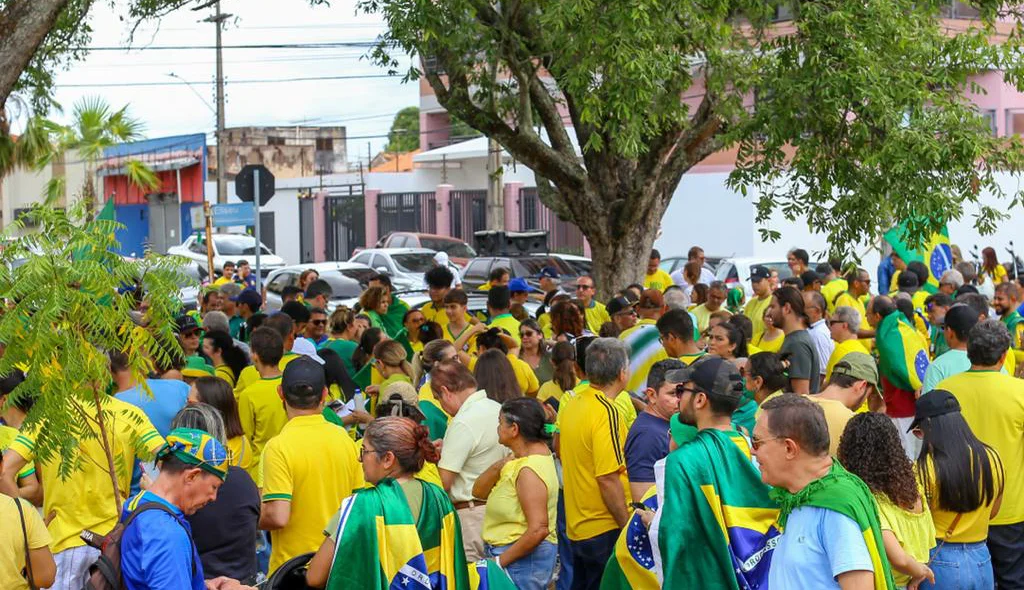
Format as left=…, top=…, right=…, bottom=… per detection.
left=669, top=266, right=717, bottom=289
left=808, top=319, right=835, bottom=376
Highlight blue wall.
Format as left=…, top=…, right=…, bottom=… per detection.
left=114, top=205, right=148, bottom=257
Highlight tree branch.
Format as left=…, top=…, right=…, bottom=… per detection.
left=0, top=0, right=71, bottom=108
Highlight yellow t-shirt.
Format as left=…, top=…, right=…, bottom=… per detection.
left=825, top=339, right=870, bottom=380
left=228, top=434, right=260, bottom=486
left=212, top=275, right=234, bottom=287
left=643, top=269, right=675, bottom=292
left=0, top=425, right=35, bottom=481
left=583, top=301, right=611, bottom=335
left=6, top=396, right=164, bottom=553
left=235, top=353, right=299, bottom=396
left=489, top=313, right=522, bottom=347
left=691, top=304, right=730, bottom=333
left=537, top=379, right=572, bottom=405
left=262, top=413, right=365, bottom=573
left=558, top=385, right=632, bottom=541
left=610, top=391, right=638, bottom=428
left=467, top=353, right=540, bottom=396
left=807, top=397, right=853, bottom=456
left=443, top=322, right=479, bottom=357
left=937, top=370, right=1024, bottom=525
left=923, top=451, right=1003, bottom=543
left=889, top=270, right=902, bottom=296
left=0, top=495, right=51, bottom=590
left=482, top=453, right=559, bottom=546
left=754, top=390, right=785, bottom=418
left=215, top=364, right=237, bottom=388
left=876, top=493, right=936, bottom=587
left=751, top=330, right=785, bottom=353
left=980, top=264, right=1008, bottom=285
left=835, top=292, right=870, bottom=332
left=821, top=279, right=849, bottom=313
left=538, top=313, right=553, bottom=339
left=238, top=375, right=286, bottom=459
left=418, top=382, right=450, bottom=420
left=744, top=295, right=773, bottom=342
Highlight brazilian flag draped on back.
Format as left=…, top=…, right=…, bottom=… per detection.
left=883, top=220, right=952, bottom=294
left=657, top=429, right=780, bottom=589
left=875, top=311, right=930, bottom=392
left=600, top=487, right=659, bottom=589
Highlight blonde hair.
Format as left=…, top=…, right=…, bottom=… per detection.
left=373, top=339, right=414, bottom=380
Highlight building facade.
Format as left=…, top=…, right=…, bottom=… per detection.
left=209, top=126, right=348, bottom=180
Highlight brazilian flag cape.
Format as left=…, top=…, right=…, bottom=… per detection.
left=657, top=429, right=780, bottom=589
left=876, top=311, right=930, bottom=392
left=771, top=462, right=896, bottom=590
left=600, top=487, right=659, bottom=589
left=326, top=478, right=514, bottom=590
left=883, top=220, right=952, bottom=294
left=379, top=295, right=411, bottom=338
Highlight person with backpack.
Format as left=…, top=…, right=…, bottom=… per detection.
left=114, top=428, right=256, bottom=590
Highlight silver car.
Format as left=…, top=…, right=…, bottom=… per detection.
left=264, top=262, right=378, bottom=313
left=168, top=233, right=285, bottom=278
left=348, top=248, right=438, bottom=291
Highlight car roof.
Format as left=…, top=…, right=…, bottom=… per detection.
left=358, top=248, right=436, bottom=255
left=269, top=261, right=373, bottom=275
left=390, top=232, right=465, bottom=242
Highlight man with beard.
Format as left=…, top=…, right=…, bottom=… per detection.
left=993, top=282, right=1024, bottom=366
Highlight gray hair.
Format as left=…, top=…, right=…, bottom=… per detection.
left=585, top=337, right=630, bottom=386
left=761, top=393, right=830, bottom=457
left=940, top=269, right=965, bottom=290
left=664, top=288, right=690, bottom=311
left=220, top=282, right=242, bottom=298
left=203, top=311, right=230, bottom=334
left=955, top=261, right=977, bottom=283
left=967, top=319, right=1011, bottom=366
left=170, top=402, right=228, bottom=446
left=708, top=280, right=727, bottom=293
left=832, top=305, right=861, bottom=330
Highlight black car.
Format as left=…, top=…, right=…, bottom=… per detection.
left=459, top=255, right=578, bottom=291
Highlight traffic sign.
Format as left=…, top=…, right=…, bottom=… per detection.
left=235, top=164, right=275, bottom=206
left=212, top=203, right=255, bottom=227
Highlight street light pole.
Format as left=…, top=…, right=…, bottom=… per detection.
left=204, top=2, right=230, bottom=205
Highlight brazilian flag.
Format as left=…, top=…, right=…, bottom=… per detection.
left=876, top=311, right=930, bottom=392
left=883, top=220, right=952, bottom=294
left=601, top=488, right=659, bottom=589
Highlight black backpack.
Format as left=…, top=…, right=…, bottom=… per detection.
left=81, top=501, right=197, bottom=590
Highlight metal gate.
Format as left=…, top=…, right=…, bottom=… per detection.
left=449, top=189, right=486, bottom=242
left=518, top=187, right=584, bottom=254
left=298, top=197, right=316, bottom=263
left=376, top=192, right=437, bottom=238
left=325, top=184, right=366, bottom=261
left=146, top=192, right=181, bottom=254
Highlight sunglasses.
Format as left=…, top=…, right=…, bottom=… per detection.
left=575, top=284, right=593, bottom=290
left=520, top=330, right=537, bottom=338
left=750, top=436, right=782, bottom=451
left=312, top=319, right=328, bottom=326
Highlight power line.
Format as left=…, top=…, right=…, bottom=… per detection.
left=57, top=73, right=398, bottom=88
left=77, top=41, right=380, bottom=51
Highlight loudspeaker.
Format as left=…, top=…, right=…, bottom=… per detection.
left=474, top=230, right=549, bottom=256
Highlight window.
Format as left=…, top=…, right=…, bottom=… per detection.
left=369, top=254, right=389, bottom=271
left=267, top=272, right=296, bottom=295
left=392, top=253, right=437, bottom=273
left=315, top=137, right=334, bottom=151
left=1007, top=109, right=1024, bottom=137
left=213, top=235, right=273, bottom=256
left=352, top=252, right=372, bottom=266
left=464, top=259, right=491, bottom=281
left=189, top=238, right=206, bottom=254
left=980, top=109, right=997, bottom=136
left=268, top=136, right=285, bottom=146
left=940, top=1, right=980, bottom=18
left=418, top=237, right=476, bottom=258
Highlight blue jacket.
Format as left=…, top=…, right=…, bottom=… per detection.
left=121, top=491, right=205, bottom=590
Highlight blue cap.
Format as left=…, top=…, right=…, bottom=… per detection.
left=537, top=266, right=560, bottom=280
left=231, top=288, right=263, bottom=310
left=508, top=277, right=537, bottom=293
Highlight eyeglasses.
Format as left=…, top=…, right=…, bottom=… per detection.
left=675, top=385, right=701, bottom=397
left=358, top=446, right=384, bottom=462
left=750, top=436, right=783, bottom=451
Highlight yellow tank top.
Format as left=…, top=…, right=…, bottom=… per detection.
left=481, top=454, right=559, bottom=546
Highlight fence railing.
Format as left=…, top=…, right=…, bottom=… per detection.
left=377, top=191, right=437, bottom=238
left=518, top=187, right=584, bottom=254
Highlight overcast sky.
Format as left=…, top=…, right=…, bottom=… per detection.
left=47, top=0, right=418, bottom=164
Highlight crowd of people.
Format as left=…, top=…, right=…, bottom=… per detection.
left=1, top=242, right=1023, bottom=590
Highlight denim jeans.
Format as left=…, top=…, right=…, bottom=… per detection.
left=919, top=541, right=993, bottom=590
left=486, top=541, right=557, bottom=590
left=567, top=529, right=619, bottom=590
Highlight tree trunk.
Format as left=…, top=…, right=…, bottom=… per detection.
left=0, top=0, right=70, bottom=108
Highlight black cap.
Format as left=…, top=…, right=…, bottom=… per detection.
left=664, top=356, right=744, bottom=402
left=606, top=296, right=636, bottom=316
left=175, top=314, right=200, bottom=334
left=281, top=356, right=326, bottom=394
left=941, top=304, right=978, bottom=339
left=908, top=389, right=961, bottom=431
left=898, top=271, right=919, bottom=290
left=815, top=263, right=834, bottom=276
left=800, top=270, right=821, bottom=286
left=749, top=265, right=771, bottom=282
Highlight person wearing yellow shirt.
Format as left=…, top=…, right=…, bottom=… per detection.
left=644, top=249, right=675, bottom=292
left=422, top=265, right=458, bottom=329
left=235, top=313, right=299, bottom=395
left=470, top=331, right=540, bottom=397
left=936, top=319, right=1024, bottom=587
left=750, top=308, right=785, bottom=353
left=237, top=327, right=287, bottom=460
left=826, top=305, right=870, bottom=379
left=980, top=246, right=1009, bottom=287
left=994, top=282, right=1024, bottom=367
left=211, top=261, right=237, bottom=287
left=477, top=266, right=510, bottom=292
left=690, top=281, right=730, bottom=333
left=442, top=289, right=480, bottom=359
left=260, top=357, right=365, bottom=574
left=912, top=390, right=1004, bottom=587
left=889, top=252, right=908, bottom=295
left=834, top=267, right=875, bottom=338
left=575, top=275, right=610, bottom=334
left=744, top=265, right=774, bottom=342
left=486, top=286, right=522, bottom=347
left=557, top=338, right=631, bottom=587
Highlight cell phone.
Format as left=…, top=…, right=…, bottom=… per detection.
left=629, top=501, right=649, bottom=511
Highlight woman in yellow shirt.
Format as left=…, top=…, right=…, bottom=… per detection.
left=980, top=247, right=1009, bottom=286
left=912, top=390, right=1004, bottom=589
left=202, top=329, right=247, bottom=388
left=473, top=398, right=558, bottom=590
left=372, top=339, right=415, bottom=391
left=838, top=413, right=936, bottom=588
left=188, top=376, right=259, bottom=482
left=751, top=309, right=785, bottom=353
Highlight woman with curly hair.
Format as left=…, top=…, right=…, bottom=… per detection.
left=549, top=300, right=586, bottom=340
left=838, top=413, right=936, bottom=588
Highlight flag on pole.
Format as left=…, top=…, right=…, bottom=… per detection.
left=883, top=221, right=952, bottom=294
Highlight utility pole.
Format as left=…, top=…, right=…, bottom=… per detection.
left=205, top=2, right=230, bottom=205
left=486, top=137, right=504, bottom=230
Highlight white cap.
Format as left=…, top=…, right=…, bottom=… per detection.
left=291, top=337, right=325, bottom=365
left=433, top=251, right=450, bottom=266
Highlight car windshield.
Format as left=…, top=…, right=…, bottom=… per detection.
left=392, top=253, right=436, bottom=273
left=512, top=257, right=575, bottom=277
left=418, top=238, right=476, bottom=258
left=215, top=235, right=273, bottom=256
left=319, top=270, right=374, bottom=299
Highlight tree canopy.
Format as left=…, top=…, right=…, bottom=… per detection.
left=361, top=0, right=1024, bottom=295
left=386, top=106, right=421, bottom=153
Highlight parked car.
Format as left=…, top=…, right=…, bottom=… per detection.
left=264, top=262, right=377, bottom=313
left=715, top=257, right=820, bottom=296
left=374, top=232, right=477, bottom=267
left=168, top=233, right=285, bottom=278
left=349, top=248, right=438, bottom=292
left=553, top=254, right=592, bottom=276
left=659, top=256, right=722, bottom=276
left=460, top=255, right=579, bottom=291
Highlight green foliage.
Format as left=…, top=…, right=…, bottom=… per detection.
left=386, top=106, right=421, bottom=153
left=0, top=202, right=191, bottom=484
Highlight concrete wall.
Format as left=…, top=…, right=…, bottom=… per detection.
left=0, top=150, right=88, bottom=232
